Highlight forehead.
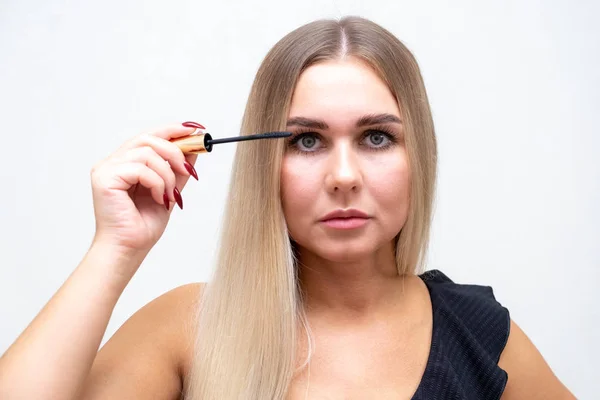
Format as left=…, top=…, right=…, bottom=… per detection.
left=288, top=58, right=401, bottom=123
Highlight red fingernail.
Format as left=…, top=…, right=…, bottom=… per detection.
left=182, top=121, right=205, bottom=129
left=173, top=187, right=183, bottom=210
left=163, top=191, right=170, bottom=211
left=183, top=161, right=198, bottom=180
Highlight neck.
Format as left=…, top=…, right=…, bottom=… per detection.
left=297, top=241, right=409, bottom=324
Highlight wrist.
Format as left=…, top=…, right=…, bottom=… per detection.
left=83, top=240, right=149, bottom=292
left=89, top=234, right=151, bottom=261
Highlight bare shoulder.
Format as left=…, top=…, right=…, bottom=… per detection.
left=498, top=319, right=576, bottom=399
left=80, top=282, right=206, bottom=400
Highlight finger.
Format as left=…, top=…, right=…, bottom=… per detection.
left=185, top=153, right=198, bottom=166
left=150, top=122, right=206, bottom=140
left=119, top=123, right=206, bottom=152
left=120, top=135, right=188, bottom=177
left=121, top=146, right=178, bottom=202
left=116, top=162, right=167, bottom=207
left=175, top=153, right=199, bottom=190
left=119, top=133, right=200, bottom=179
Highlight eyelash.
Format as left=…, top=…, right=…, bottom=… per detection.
left=286, top=126, right=400, bottom=155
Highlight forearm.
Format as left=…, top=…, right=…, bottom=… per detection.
left=0, top=243, right=146, bottom=400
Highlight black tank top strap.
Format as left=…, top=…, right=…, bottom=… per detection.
left=412, top=269, right=510, bottom=400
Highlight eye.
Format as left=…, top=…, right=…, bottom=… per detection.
left=298, top=134, right=319, bottom=150
left=366, top=131, right=388, bottom=147
left=359, top=128, right=399, bottom=150
left=286, top=127, right=399, bottom=154
left=287, top=131, right=322, bottom=152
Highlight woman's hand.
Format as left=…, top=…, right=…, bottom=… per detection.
left=90, top=122, right=203, bottom=258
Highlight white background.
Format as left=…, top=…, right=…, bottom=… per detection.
left=0, top=0, right=597, bottom=397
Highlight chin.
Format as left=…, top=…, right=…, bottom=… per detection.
left=320, top=251, right=372, bottom=263
left=308, top=241, right=379, bottom=263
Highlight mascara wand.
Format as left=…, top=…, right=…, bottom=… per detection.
left=170, top=130, right=292, bottom=154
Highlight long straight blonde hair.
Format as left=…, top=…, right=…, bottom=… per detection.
left=185, top=16, right=437, bottom=399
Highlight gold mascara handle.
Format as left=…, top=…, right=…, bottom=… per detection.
left=170, top=132, right=213, bottom=154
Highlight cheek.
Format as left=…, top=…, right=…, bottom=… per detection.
left=281, top=158, right=320, bottom=225
left=369, top=153, right=411, bottom=210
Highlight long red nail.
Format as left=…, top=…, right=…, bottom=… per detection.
left=182, top=121, right=205, bottom=129
left=163, top=191, right=170, bottom=211
left=183, top=161, right=198, bottom=180
left=173, top=187, right=183, bottom=210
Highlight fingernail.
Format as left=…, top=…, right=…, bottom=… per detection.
left=163, top=191, right=170, bottom=211
left=182, top=121, right=205, bottom=130
left=173, top=187, right=183, bottom=210
left=183, top=161, right=198, bottom=180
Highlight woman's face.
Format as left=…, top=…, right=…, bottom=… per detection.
left=281, top=58, right=411, bottom=262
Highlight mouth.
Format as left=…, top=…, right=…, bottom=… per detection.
left=320, top=217, right=370, bottom=230
left=320, top=208, right=370, bottom=221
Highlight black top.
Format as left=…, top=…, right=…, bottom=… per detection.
left=411, top=269, right=510, bottom=400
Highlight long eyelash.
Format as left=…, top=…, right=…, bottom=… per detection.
left=286, top=126, right=401, bottom=154
left=369, top=126, right=399, bottom=145
left=286, top=128, right=317, bottom=146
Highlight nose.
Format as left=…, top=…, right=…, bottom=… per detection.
left=324, top=141, right=362, bottom=194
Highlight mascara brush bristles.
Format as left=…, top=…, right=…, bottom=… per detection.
left=206, top=131, right=292, bottom=145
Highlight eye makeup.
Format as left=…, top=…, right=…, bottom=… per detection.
left=286, top=125, right=402, bottom=155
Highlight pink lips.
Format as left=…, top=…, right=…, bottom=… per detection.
left=320, top=208, right=370, bottom=230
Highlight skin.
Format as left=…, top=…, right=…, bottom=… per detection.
left=281, top=58, right=423, bottom=397
left=79, top=59, right=576, bottom=398
left=281, top=57, right=411, bottom=321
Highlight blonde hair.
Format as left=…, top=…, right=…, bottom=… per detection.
left=185, top=15, right=437, bottom=399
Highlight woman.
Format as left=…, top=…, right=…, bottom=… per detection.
left=0, top=16, right=574, bottom=400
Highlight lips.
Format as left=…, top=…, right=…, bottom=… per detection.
left=320, top=208, right=370, bottom=221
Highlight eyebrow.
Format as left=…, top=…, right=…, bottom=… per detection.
left=286, top=113, right=402, bottom=130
